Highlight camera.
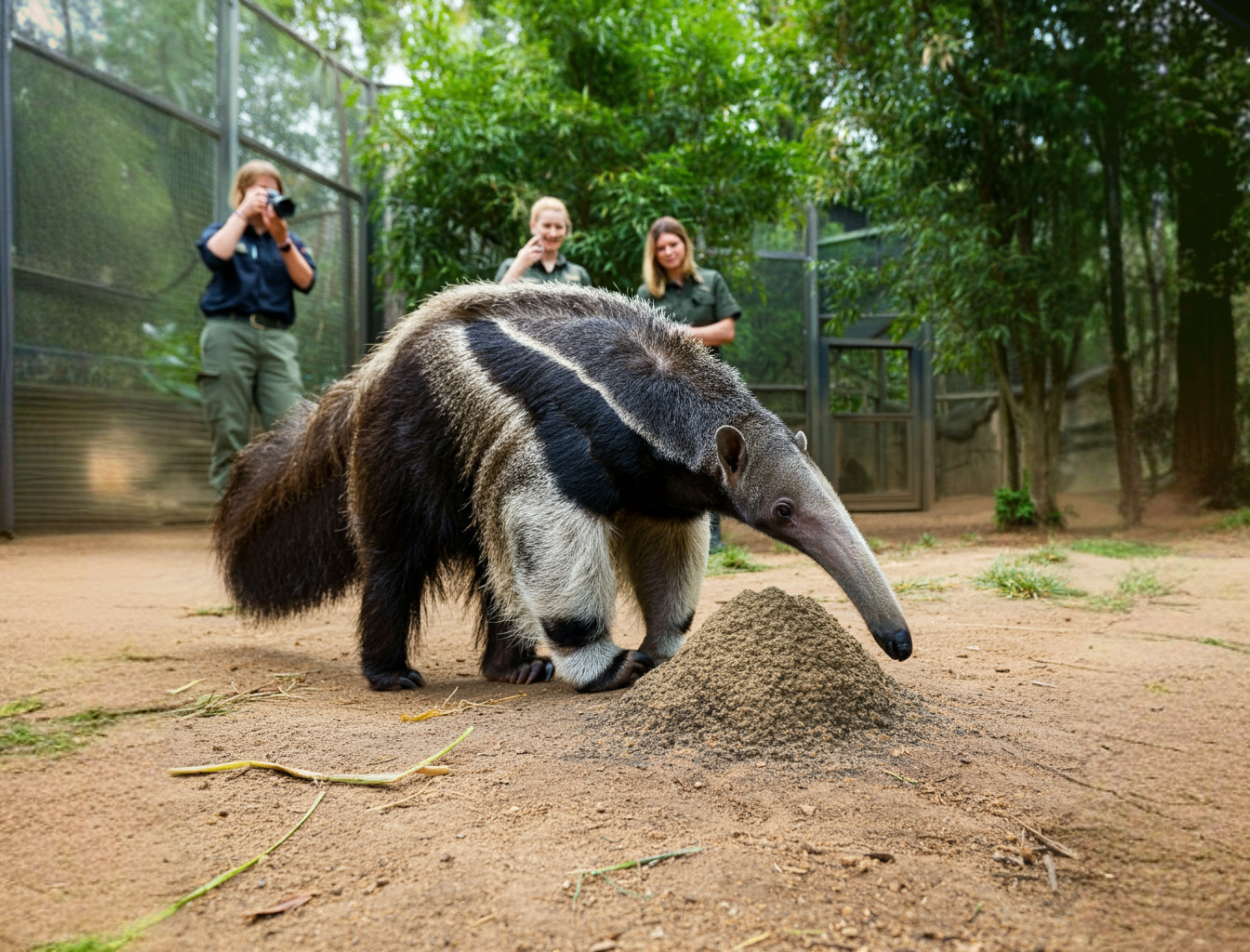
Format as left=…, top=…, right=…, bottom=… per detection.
left=266, top=189, right=297, bottom=219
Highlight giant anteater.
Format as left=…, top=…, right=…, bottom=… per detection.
left=214, top=282, right=912, bottom=692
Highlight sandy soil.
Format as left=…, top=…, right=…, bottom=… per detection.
left=1, top=492, right=1247, bottom=952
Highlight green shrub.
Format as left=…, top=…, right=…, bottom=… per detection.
left=994, top=481, right=1037, bottom=529
left=1212, top=508, right=1250, bottom=532
left=706, top=544, right=768, bottom=576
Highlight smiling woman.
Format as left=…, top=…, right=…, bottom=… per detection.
left=495, top=197, right=591, bottom=286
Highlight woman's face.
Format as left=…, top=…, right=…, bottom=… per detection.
left=655, top=232, right=686, bottom=274
left=531, top=210, right=568, bottom=250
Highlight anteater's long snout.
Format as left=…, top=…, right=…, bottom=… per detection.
left=873, top=627, right=912, bottom=661
left=792, top=513, right=913, bottom=663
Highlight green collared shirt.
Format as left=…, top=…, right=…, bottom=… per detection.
left=494, top=254, right=591, bottom=286
left=636, top=267, right=741, bottom=328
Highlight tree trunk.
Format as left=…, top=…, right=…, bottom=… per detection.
left=1099, top=104, right=1145, bottom=524
left=1174, top=127, right=1238, bottom=498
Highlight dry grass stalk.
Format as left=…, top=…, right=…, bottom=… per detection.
left=169, top=727, right=472, bottom=785
left=400, top=689, right=526, bottom=723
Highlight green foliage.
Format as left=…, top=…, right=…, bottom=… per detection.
left=974, top=556, right=1084, bottom=599
left=866, top=537, right=885, bottom=554
left=1212, top=508, right=1250, bottom=531
left=917, top=532, right=938, bottom=549
left=994, top=485, right=1037, bottom=530
left=706, top=543, right=768, bottom=576
left=1116, top=568, right=1173, bottom=599
left=0, top=697, right=43, bottom=718
left=140, top=322, right=202, bottom=403
left=363, top=0, right=801, bottom=304
left=1069, top=538, right=1171, bottom=559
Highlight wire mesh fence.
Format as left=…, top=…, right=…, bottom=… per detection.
left=3, top=0, right=370, bottom=529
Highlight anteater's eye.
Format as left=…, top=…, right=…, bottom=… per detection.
left=774, top=502, right=793, bottom=520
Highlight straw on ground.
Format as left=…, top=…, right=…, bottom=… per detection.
left=168, top=727, right=472, bottom=785
left=401, top=689, right=525, bottom=723
left=33, top=791, right=324, bottom=952
left=571, top=845, right=702, bottom=908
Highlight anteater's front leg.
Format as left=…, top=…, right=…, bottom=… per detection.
left=617, top=511, right=708, bottom=662
left=502, top=490, right=653, bottom=692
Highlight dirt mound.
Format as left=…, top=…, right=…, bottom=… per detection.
left=613, top=587, right=905, bottom=759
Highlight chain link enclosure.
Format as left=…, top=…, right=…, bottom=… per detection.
left=3, top=0, right=371, bottom=528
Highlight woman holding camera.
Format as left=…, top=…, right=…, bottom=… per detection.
left=495, top=197, right=591, bottom=286
left=196, top=160, right=316, bottom=496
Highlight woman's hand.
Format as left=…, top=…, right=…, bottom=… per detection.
left=686, top=317, right=737, bottom=347
left=500, top=236, right=544, bottom=285
left=238, top=185, right=270, bottom=224
left=262, top=199, right=289, bottom=246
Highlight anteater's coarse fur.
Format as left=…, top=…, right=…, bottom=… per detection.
left=214, top=282, right=912, bottom=693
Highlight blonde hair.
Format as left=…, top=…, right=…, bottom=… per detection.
left=229, top=160, right=286, bottom=210
left=643, top=217, right=701, bottom=298
left=530, top=196, right=572, bottom=231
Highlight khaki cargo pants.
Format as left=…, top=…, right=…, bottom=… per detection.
left=197, top=318, right=303, bottom=497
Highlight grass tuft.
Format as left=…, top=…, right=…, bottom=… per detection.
left=1069, top=538, right=1170, bottom=559
left=706, top=544, right=767, bottom=576
left=867, top=537, right=885, bottom=554
left=1211, top=508, right=1250, bottom=532
left=974, top=556, right=1085, bottom=599
left=893, top=576, right=954, bottom=599
left=772, top=541, right=797, bottom=554
left=959, top=531, right=983, bottom=546
left=1017, top=541, right=1068, bottom=565
left=1116, top=568, right=1174, bottom=599
left=918, top=532, right=938, bottom=548
left=1083, top=595, right=1133, bottom=613
left=0, top=697, right=43, bottom=719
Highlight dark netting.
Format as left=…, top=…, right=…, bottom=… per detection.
left=12, top=47, right=215, bottom=395
left=238, top=6, right=356, bottom=184
left=238, top=149, right=356, bottom=394
left=837, top=420, right=911, bottom=496
left=10, top=46, right=218, bottom=525
left=721, top=255, right=807, bottom=429
left=12, top=0, right=217, bottom=119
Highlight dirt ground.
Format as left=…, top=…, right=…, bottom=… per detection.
left=1, top=492, right=1248, bottom=952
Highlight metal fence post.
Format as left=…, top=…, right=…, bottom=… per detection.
left=804, top=201, right=820, bottom=451
left=216, top=0, right=240, bottom=219
left=0, top=0, right=16, bottom=536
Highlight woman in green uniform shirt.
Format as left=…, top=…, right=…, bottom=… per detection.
left=495, top=197, right=591, bottom=286
left=637, top=215, right=742, bottom=550
left=637, top=216, right=740, bottom=356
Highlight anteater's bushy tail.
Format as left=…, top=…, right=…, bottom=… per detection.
left=213, top=379, right=359, bottom=619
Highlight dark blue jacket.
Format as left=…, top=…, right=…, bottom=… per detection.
left=196, top=222, right=316, bottom=325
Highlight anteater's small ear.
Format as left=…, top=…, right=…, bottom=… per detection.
left=716, top=426, right=748, bottom=488
left=794, top=430, right=808, bottom=454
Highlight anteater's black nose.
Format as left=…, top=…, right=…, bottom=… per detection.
left=874, top=628, right=912, bottom=661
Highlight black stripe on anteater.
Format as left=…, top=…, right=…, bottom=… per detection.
left=464, top=320, right=721, bottom=518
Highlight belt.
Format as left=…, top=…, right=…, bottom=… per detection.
left=213, top=313, right=288, bottom=330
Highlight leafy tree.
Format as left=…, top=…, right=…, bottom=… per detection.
left=360, top=0, right=801, bottom=305
left=800, top=0, right=1104, bottom=523
left=1164, top=4, right=1250, bottom=501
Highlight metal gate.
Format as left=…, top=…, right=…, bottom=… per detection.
left=817, top=335, right=933, bottom=510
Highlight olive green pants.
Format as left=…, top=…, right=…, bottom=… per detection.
left=197, top=318, right=303, bottom=497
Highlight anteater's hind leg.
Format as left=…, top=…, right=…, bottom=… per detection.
left=617, top=512, right=708, bottom=662
left=497, top=486, right=653, bottom=692
left=357, top=549, right=427, bottom=690
left=479, top=587, right=554, bottom=685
